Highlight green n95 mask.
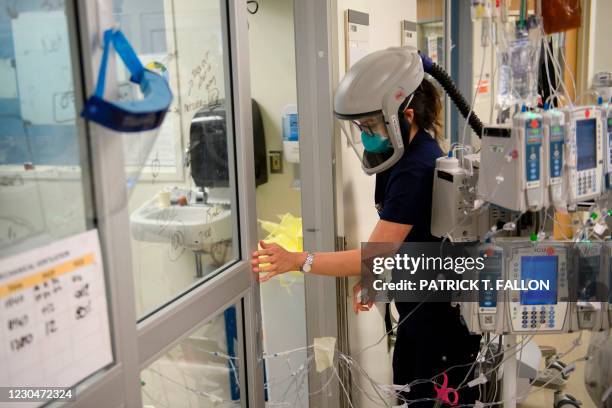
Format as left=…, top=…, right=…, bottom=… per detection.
left=361, top=131, right=391, bottom=153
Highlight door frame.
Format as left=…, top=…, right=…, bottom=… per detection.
left=293, top=0, right=346, bottom=407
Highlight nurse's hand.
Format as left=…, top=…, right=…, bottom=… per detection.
left=251, top=241, right=305, bottom=283
left=352, top=281, right=373, bottom=313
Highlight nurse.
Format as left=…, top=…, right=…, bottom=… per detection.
left=251, top=47, right=481, bottom=407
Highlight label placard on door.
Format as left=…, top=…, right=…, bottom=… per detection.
left=0, top=230, right=113, bottom=390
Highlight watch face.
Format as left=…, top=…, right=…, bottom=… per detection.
left=303, top=263, right=311, bottom=273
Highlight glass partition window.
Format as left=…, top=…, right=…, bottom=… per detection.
left=111, top=0, right=240, bottom=318
left=140, top=304, right=242, bottom=407
left=0, top=2, right=92, bottom=258
left=0, top=0, right=114, bottom=396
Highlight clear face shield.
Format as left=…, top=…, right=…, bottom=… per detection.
left=337, top=111, right=399, bottom=174
left=81, top=29, right=173, bottom=195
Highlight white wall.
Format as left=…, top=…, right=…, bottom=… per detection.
left=334, top=1, right=417, bottom=406
left=591, top=0, right=612, bottom=81
left=250, top=1, right=302, bottom=224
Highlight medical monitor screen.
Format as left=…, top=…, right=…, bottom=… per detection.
left=576, top=119, right=597, bottom=171
left=520, top=256, right=558, bottom=305
left=609, top=256, right=612, bottom=303
left=578, top=256, right=599, bottom=301
left=479, top=250, right=502, bottom=307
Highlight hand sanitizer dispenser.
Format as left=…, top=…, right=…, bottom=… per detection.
left=282, top=104, right=300, bottom=163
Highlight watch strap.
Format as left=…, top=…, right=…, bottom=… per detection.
left=301, top=252, right=314, bottom=273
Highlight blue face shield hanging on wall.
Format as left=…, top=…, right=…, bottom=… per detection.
left=81, top=29, right=172, bottom=132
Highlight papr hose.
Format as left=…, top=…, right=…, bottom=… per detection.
left=419, top=52, right=485, bottom=138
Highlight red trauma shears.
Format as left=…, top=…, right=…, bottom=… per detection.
left=433, top=372, right=459, bottom=407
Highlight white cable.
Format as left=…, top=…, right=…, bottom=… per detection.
left=542, top=29, right=574, bottom=107
left=478, top=355, right=590, bottom=407
left=252, top=327, right=591, bottom=407
left=352, top=297, right=428, bottom=357
left=542, top=33, right=564, bottom=106
left=575, top=89, right=601, bottom=105
left=461, top=35, right=489, bottom=147
left=148, top=367, right=235, bottom=405
left=333, top=366, right=357, bottom=408
left=540, top=30, right=564, bottom=104
left=263, top=345, right=313, bottom=359
left=558, top=32, right=577, bottom=103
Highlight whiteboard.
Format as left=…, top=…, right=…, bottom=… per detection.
left=0, top=230, right=113, bottom=399
left=11, top=11, right=75, bottom=125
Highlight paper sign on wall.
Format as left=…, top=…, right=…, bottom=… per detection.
left=0, top=230, right=113, bottom=391
left=345, top=9, right=370, bottom=69
left=401, top=20, right=418, bottom=48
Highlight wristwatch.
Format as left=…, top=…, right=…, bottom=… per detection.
left=301, top=252, right=315, bottom=273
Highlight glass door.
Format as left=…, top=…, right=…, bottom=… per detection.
left=112, top=0, right=242, bottom=323
left=79, top=0, right=265, bottom=406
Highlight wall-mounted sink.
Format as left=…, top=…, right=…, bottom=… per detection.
left=130, top=197, right=233, bottom=256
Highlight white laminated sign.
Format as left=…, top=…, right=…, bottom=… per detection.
left=0, top=230, right=113, bottom=390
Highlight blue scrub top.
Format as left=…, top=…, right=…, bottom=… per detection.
left=376, top=130, right=482, bottom=393
left=375, top=129, right=442, bottom=242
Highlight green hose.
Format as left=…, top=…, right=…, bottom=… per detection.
left=519, top=0, right=527, bottom=29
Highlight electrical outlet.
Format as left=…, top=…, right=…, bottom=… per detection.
left=269, top=151, right=283, bottom=174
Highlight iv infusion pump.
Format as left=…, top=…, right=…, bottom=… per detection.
left=542, top=109, right=565, bottom=207
left=479, top=111, right=545, bottom=212
left=605, top=105, right=612, bottom=189
left=564, top=106, right=604, bottom=205
left=569, top=243, right=606, bottom=331
left=461, top=245, right=505, bottom=334
left=461, top=241, right=572, bottom=334
left=505, top=242, right=571, bottom=334
left=607, top=243, right=612, bottom=326
left=430, top=156, right=479, bottom=241
left=479, top=105, right=605, bottom=212
left=461, top=240, right=612, bottom=335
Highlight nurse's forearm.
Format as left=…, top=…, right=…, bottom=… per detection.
left=293, top=249, right=361, bottom=277
left=289, top=218, right=413, bottom=277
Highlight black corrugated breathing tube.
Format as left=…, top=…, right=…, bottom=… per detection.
left=419, top=52, right=485, bottom=138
